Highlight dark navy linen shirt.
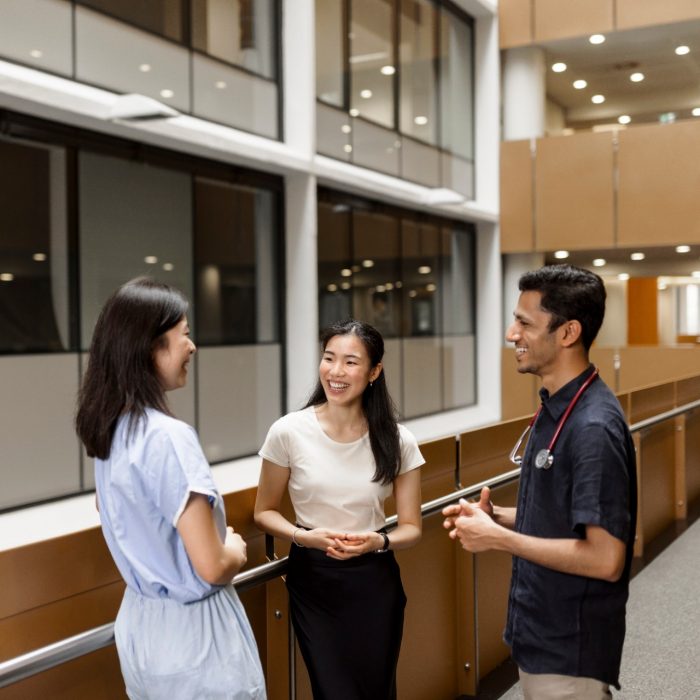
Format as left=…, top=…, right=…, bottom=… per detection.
left=503, top=365, right=637, bottom=688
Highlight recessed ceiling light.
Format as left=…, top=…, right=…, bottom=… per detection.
left=0, top=273, right=14, bottom=282
left=593, top=258, right=606, bottom=267
left=362, top=259, right=375, bottom=268
left=376, top=285, right=386, bottom=293
left=630, top=72, right=645, bottom=82
left=160, top=89, right=174, bottom=98
left=591, top=94, right=605, bottom=104
left=340, top=282, right=351, bottom=290
left=554, top=250, right=569, bottom=259
left=349, top=108, right=359, bottom=117
left=418, top=265, right=432, bottom=274
left=675, top=46, right=690, bottom=56
left=341, top=124, right=351, bottom=134
left=385, top=283, right=394, bottom=290
left=343, top=144, right=352, bottom=153
left=327, top=283, right=338, bottom=292
left=676, top=245, right=691, bottom=253
left=139, top=63, right=151, bottom=73
left=408, top=290, right=417, bottom=298
left=573, top=79, right=587, bottom=89
left=30, top=49, right=43, bottom=59
left=340, top=268, right=352, bottom=277
left=144, top=255, right=158, bottom=264
left=426, top=283, right=437, bottom=292
left=660, top=112, right=676, bottom=123
left=380, top=65, right=395, bottom=75
left=360, top=89, right=373, bottom=99
left=552, top=62, right=567, bottom=73
left=618, top=273, right=630, bottom=281
left=589, top=34, right=606, bottom=45
left=215, top=80, right=227, bottom=89
left=630, top=252, right=645, bottom=261
left=414, top=116, right=428, bottom=126
left=618, top=115, right=631, bottom=125
left=32, top=253, right=47, bottom=262
left=395, top=281, right=403, bottom=288
left=692, top=108, right=700, bottom=117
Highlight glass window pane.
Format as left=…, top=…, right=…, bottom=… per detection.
left=316, top=0, right=345, bottom=106
left=192, top=0, right=276, bottom=79
left=195, top=179, right=279, bottom=345
left=193, top=54, right=278, bottom=139
left=317, top=103, right=353, bottom=160
left=318, top=201, right=353, bottom=328
left=440, top=226, right=474, bottom=335
left=76, top=7, right=190, bottom=112
left=0, top=0, right=72, bottom=76
left=0, top=139, right=70, bottom=353
left=353, top=210, right=401, bottom=338
left=350, top=0, right=395, bottom=128
left=77, top=0, right=184, bottom=42
left=352, top=118, right=401, bottom=176
left=399, top=0, right=437, bottom=144
left=439, top=8, right=473, bottom=160
left=78, top=152, right=193, bottom=348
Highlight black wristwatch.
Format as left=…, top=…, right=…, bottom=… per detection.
left=376, top=531, right=390, bottom=553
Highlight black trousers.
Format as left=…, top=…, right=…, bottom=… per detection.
left=286, top=543, right=407, bottom=700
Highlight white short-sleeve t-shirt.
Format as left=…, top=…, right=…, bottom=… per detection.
left=259, top=406, right=424, bottom=532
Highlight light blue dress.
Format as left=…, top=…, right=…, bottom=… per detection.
left=95, top=408, right=266, bottom=700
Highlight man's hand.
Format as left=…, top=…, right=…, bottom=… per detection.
left=442, top=486, right=493, bottom=530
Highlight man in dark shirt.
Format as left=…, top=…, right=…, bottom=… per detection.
left=444, top=265, right=637, bottom=699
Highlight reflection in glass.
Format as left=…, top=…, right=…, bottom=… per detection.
left=195, top=179, right=279, bottom=345
left=77, top=0, right=185, bottom=41
left=192, top=0, right=276, bottom=79
left=440, top=225, right=474, bottom=336
left=439, top=8, right=473, bottom=160
left=0, top=140, right=70, bottom=352
left=78, top=152, right=193, bottom=348
left=318, top=201, right=353, bottom=328
left=350, top=0, right=395, bottom=128
left=399, top=0, right=437, bottom=144
left=402, top=219, right=440, bottom=337
left=316, top=0, right=345, bottom=106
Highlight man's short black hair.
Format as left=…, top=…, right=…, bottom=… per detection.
left=518, top=264, right=606, bottom=351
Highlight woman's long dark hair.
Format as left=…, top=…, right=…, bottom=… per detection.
left=75, top=277, right=189, bottom=460
left=305, top=319, right=401, bottom=485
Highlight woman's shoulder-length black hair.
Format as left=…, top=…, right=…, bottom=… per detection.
left=305, top=319, right=401, bottom=485
left=75, top=276, right=189, bottom=460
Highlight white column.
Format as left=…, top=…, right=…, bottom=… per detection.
left=502, top=46, right=546, bottom=141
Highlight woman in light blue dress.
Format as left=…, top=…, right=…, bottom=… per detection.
left=76, top=277, right=266, bottom=700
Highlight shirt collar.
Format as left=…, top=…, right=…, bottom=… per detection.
left=539, top=364, right=596, bottom=421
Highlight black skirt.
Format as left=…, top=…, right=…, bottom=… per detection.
left=286, top=543, right=407, bottom=700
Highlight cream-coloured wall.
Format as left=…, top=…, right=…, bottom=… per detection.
left=597, top=279, right=628, bottom=347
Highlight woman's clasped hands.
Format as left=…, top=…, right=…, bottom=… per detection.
left=296, top=528, right=385, bottom=559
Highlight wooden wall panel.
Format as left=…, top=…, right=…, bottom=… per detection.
left=534, top=0, right=613, bottom=42
left=618, top=121, right=700, bottom=246
left=627, top=278, right=659, bottom=345
left=638, top=423, right=677, bottom=543
left=676, top=375, right=700, bottom=407
left=499, top=0, right=533, bottom=48
left=616, top=0, right=700, bottom=30
left=500, top=140, right=534, bottom=252
left=617, top=347, right=700, bottom=393
left=629, top=383, right=675, bottom=424
left=685, top=411, right=700, bottom=506
left=501, top=348, right=539, bottom=420
left=535, top=132, right=615, bottom=251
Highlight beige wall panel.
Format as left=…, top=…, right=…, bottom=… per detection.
left=617, top=347, right=700, bottom=393
left=589, top=347, right=618, bottom=393
left=534, top=0, right=613, bottom=42
left=618, top=121, right=700, bottom=246
left=616, top=0, right=700, bottom=30
left=499, top=0, right=533, bottom=48
left=685, top=412, right=700, bottom=506
left=502, top=348, right=539, bottom=420
left=500, top=140, right=534, bottom=252
left=402, top=337, right=442, bottom=417
left=0, top=646, right=126, bottom=700
left=629, top=383, right=675, bottom=424
left=638, top=423, right=676, bottom=543
left=535, top=132, right=615, bottom=251
left=475, top=482, right=518, bottom=681
left=397, top=518, right=466, bottom=700
left=443, top=335, right=476, bottom=408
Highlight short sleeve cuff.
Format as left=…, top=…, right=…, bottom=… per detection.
left=172, top=488, right=217, bottom=528
left=571, top=509, right=630, bottom=543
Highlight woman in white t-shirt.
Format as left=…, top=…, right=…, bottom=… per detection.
left=255, top=319, right=424, bottom=700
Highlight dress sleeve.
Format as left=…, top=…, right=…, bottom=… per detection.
left=570, top=420, right=633, bottom=543
left=143, top=421, right=219, bottom=528
left=258, top=417, right=291, bottom=468
left=398, top=425, right=425, bottom=475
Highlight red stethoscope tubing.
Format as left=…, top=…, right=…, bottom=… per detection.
left=529, top=367, right=600, bottom=456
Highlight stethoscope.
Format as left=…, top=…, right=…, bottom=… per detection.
left=509, top=367, right=600, bottom=470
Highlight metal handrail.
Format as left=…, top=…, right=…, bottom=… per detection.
left=4, top=393, right=697, bottom=689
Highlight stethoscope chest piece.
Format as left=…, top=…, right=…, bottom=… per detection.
left=535, top=448, right=554, bottom=470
